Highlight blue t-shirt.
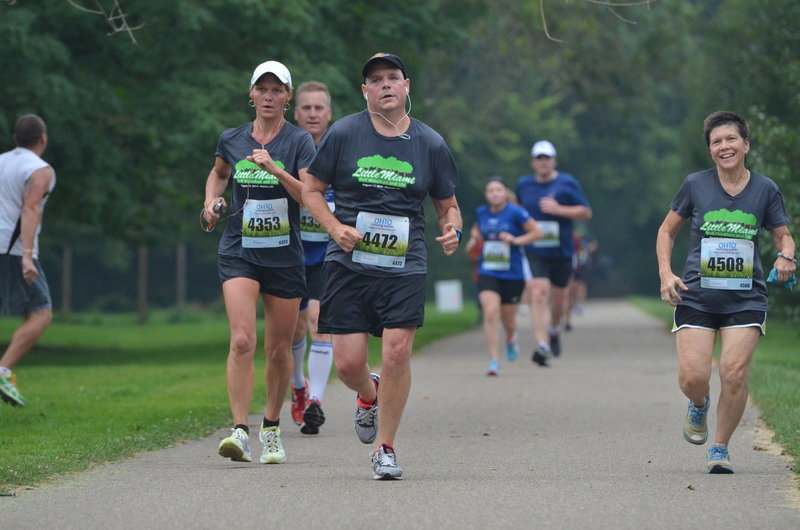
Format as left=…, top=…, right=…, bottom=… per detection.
left=215, top=122, right=315, bottom=267
left=301, top=186, right=335, bottom=266
left=475, top=202, right=532, bottom=280
left=515, top=171, right=590, bottom=259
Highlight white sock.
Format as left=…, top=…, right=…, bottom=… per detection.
left=549, top=326, right=559, bottom=336
left=0, top=367, right=11, bottom=377
left=308, top=341, right=334, bottom=402
left=291, top=338, right=307, bottom=389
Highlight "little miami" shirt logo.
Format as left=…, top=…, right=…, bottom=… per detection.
left=233, top=159, right=286, bottom=186
left=699, top=208, right=758, bottom=239
left=352, top=155, right=415, bottom=188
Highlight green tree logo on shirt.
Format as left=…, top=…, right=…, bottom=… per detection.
left=233, top=159, right=285, bottom=186
left=353, top=155, right=415, bottom=188
left=699, top=208, right=758, bottom=239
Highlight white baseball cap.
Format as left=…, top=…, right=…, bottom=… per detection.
left=250, top=61, right=292, bottom=89
left=531, top=140, right=557, bottom=157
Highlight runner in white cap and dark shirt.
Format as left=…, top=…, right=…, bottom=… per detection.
left=302, top=53, right=462, bottom=480
left=516, top=140, right=592, bottom=365
left=203, top=61, right=315, bottom=465
left=0, top=114, right=55, bottom=407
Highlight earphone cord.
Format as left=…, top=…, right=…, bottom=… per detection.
left=367, top=93, right=412, bottom=140
left=199, top=184, right=250, bottom=232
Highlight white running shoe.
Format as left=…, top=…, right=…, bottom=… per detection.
left=371, top=444, right=403, bottom=480
left=259, top=426, right=286, bottom=464
left=218, top=427, right=252, bottom=462
left=354, top=373, right=380, bottom=444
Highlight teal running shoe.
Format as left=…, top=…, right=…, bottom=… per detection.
left=505, top=338, right=519, bottom=361
left=707, top=446, right=734, bottom=474
left=486, top=358, right=500, bottom=376
left=683, top=395, right=710, bottom=445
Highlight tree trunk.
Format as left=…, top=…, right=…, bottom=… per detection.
left=137, top=245, right=149, bottom=324
left=175, top=242, right=187, bottom=308
left=61, top=245, right=73, bottom=314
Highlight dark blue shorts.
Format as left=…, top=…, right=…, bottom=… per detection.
left=0, top=255, right=52, bottom=316
left=218, top=254, right=305, bottom=299
left=318, top=261, right=425, bottom=337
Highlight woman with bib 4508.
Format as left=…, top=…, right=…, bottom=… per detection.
left=656, top=111, right=796, bottom=474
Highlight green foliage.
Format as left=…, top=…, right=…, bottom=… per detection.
left=1, top=0, right=798, bottom=308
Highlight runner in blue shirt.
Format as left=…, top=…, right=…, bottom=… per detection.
left=516, top=141, right=592, bottom=365
left=288, top=81, right=335, bottom=435
left=465, top=177, right=541, bottom=375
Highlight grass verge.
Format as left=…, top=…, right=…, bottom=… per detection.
left=629, top=295, right=799, bottom=476
left=0, top=303, right=478, bottom=494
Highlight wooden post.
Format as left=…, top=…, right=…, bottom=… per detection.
left=137, top=245, right=149, bottom=324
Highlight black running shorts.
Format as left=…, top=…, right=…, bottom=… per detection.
left=318, top=261, right=426, bottom=337
left=525, top=254, right=574, bottom=288
left=218, top=254, right=305, bottom=299
left=672, top=305, right=766, bottom=335
left=477, top=274, right=525, bottom=305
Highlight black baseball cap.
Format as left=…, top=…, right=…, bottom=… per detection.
left=361, top=53, right=407, bottom=80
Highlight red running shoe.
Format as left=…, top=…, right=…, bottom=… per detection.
left=290, top=379, right=309, bottom=426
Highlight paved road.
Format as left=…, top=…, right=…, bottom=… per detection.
left=2, top=300, right=798, bottom=529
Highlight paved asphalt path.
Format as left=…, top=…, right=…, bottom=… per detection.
left=2, top=300, right=799, bottom=529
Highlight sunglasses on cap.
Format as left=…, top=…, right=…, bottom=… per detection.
left=534, top=155, right=552, bottom=160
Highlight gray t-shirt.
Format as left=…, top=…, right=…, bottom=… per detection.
left=215, top=122, right=315, bottom=267
left=0, top=147, right=55, bottom=258
left=307, top=111, right=458, bottom=276
left=670, top=168, right=788, bottom=312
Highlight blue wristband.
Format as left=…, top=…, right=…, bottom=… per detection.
left=454, top=227, right=462, bottom=243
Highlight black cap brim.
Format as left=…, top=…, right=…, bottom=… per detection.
left=362, top=53, right=407, bottom=80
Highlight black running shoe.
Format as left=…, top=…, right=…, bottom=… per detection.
left=549, top=332, right=561, bottom=357
left=301, top=399, right=326, bottom=435
left=532, top=346, right=550, bottom=367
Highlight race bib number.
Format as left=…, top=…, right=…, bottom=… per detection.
left=352, top=211, right=409, bottom=268
left=299, top=202, right=335, bottom=242
left=700, top=237, right=754, bottom=290
left=242, top=198, right=290, bottom=248
left=533, top=220, right=560, bottom=248
left=482, top=240, right=511, bottom=271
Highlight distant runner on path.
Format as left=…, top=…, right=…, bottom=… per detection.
left=465, top=176, right=541, bottom=376
left=516, top=140, right=592, bottom=365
